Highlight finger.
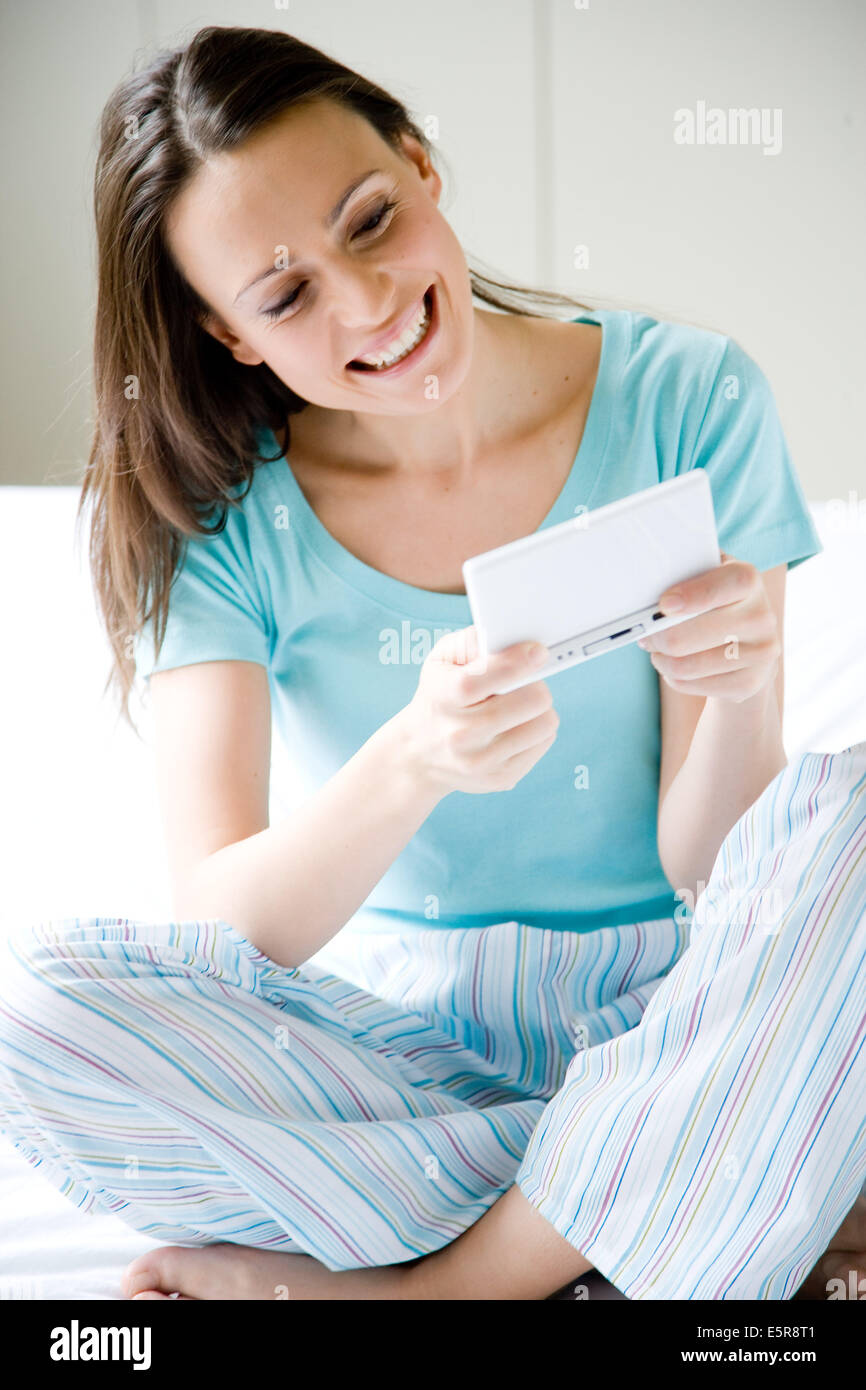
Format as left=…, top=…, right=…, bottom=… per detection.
left=649, top=641, right=760, bottom=682
left=498, top=726, right=559, bottom=782
left=640, top=604, right=776, bottom=657
left=488, top=706, right=559, bottom=761
left=656, top=555, right=754, bottom=618
left=441, top=638, right=550, bottom=706
left=462, top=678, right=555, bottom=737
left=429, top=624, right=481, bottom=667
left=647, top=668, right=770, bottom=700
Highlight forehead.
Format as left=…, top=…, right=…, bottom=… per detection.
left=165, top=101, right=392, bottom=300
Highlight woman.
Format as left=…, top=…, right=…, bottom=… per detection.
left=1, top=25, right=863, bottom=1301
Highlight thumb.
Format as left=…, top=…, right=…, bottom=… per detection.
left=429, top=624, right=481, bottom=667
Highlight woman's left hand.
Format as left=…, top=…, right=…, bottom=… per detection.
left=636, top=552, right=782, bottom=704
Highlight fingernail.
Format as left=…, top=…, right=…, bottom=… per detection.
left=527, top=643, right=549, bottom=664
left=659, top=592, right=684, bottom=613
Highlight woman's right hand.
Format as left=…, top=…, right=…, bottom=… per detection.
left=395, top=625, right=560, bottom=797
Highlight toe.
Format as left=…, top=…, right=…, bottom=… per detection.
left=132, top=1290, right=195, bottom=1300
left=122, top=1245, right=198, bottom=1298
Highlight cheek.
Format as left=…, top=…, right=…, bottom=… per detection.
left=251, top=209, right=469, bottom=397
left=427, top=215, right=475, bottom=313
left=249, top=324, right=336, bottom=405
left=400, top=201, right=459, bottom=270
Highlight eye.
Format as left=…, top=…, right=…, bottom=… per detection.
left=260, top=198, right=400, bottom=323
left=352, top=198, right=398, bottom=238
left=262, top=284, right=304, bottom=322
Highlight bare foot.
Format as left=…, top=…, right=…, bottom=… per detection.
left=122, top=1243, right=412, bottom=1301
left=793, top=1194, right=866, bottom=1300
left=122, top=1193, right=865, bottom=1301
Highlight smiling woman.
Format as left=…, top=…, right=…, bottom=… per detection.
left=80, top=32, right=597, bottom=722
left=1, top=23, right=862, bottom=1307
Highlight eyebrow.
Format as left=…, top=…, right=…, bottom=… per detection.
left=233, top=168, right=385, bottom=304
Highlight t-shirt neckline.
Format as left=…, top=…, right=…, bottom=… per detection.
left=262, top=307, right=625, bottom=619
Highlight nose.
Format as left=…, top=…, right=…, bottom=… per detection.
left=327, top=263, right=398, bottom=331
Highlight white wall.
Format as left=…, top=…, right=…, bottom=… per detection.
left=1, top=0, right=863, bottom=498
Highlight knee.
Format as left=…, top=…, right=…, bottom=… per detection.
left=0, top=918, right=118, bottom=1059
left=0, top=916, right=255, bottom=1071
left=734, top=747, right=865, bottom=900
left=789, top=748, right=866, bottom=929
left=784, top=746, right=866, bottom=844
left=2, top=916, right=105, bottom=982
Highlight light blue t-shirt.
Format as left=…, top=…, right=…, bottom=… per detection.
left=135, top=308, right=823, bottom=935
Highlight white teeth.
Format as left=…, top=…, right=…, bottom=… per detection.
left=355, top=297, right=430, bottom=369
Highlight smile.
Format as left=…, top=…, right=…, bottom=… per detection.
left=347, top=287, right=437, bottom=375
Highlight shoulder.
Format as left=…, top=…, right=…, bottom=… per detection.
left=134, top=438, right=279, bottom=679
left=618, top=308, right=731, bottom=395
left=174, top=431, right=278, bottom=579
left=607, top=308, right=780, bottom=444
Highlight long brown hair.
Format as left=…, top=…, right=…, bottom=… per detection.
left=78, top=24, right=645, bottom=731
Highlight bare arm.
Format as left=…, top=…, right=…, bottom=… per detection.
left=147, top=632, right=556, bottom=970
left=655, top=562, right=788, bottom=905
left=148, top=659, right=444, bottom=969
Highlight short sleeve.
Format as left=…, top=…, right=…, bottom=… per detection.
left=685, top=337, right=823, bottom=573
left=134, top=506, right=271, bottom=682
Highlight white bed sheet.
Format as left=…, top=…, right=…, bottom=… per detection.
left=0, top=1132, right=163, bottom=1300
left=0, top=487, right=863, bottom=1300
left=0, top=1128, right=624, bottom=1300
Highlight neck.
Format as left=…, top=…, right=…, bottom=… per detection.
left=295, top=305, right=529, bottom=481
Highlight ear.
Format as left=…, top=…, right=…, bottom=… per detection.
left=396, top=130, right=442, bottom=206
left=198, top=311, right=264, bottom=367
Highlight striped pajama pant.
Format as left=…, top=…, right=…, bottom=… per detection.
left=0, top=745, right=864, bottom=1300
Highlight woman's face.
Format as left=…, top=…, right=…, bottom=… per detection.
left=164, top=98, right=474, bottom=414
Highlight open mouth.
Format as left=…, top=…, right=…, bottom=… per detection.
left=347, top=287, right=436, bottom=373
